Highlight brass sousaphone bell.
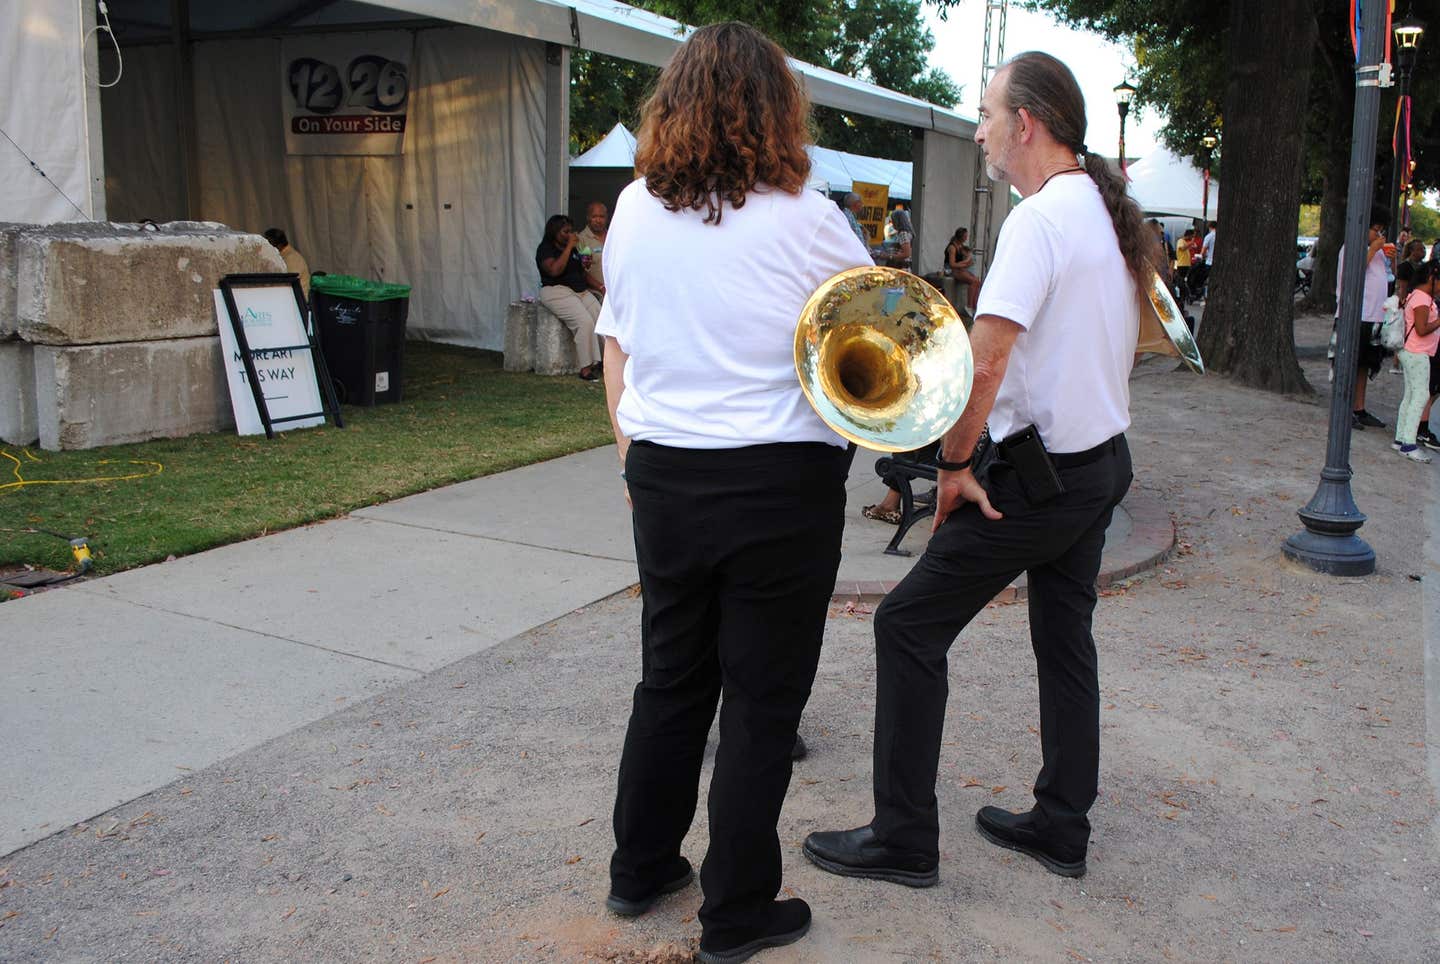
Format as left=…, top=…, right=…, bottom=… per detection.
left=795, top=267, right=974, bottom=452
left=1137, top=268, right=1205, bottom=374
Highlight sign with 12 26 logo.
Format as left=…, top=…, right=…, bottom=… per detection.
left=281, top=32, right=413, bottom=156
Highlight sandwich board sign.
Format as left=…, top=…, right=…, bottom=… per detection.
left=214, top=273, right=343, bottom=438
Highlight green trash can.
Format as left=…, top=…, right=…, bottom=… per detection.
left=310, top=274, right=412, bottom=406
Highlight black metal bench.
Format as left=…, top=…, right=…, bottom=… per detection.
left=872, top=453, right=937, bottom=556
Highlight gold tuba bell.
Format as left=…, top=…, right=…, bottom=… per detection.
left=794, top=266, right=974, bottom=452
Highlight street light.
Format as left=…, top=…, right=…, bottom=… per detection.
left=1113, top=79, right=1136, bottom=176
left=1388, top=14, right=1424, bottom=233
left=1284, top=0, right=1388, bottom=575
left=1201, top=134, right=1217, bottom=224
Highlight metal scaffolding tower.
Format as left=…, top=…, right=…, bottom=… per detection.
left=970, top=0, right=1008, bottom=275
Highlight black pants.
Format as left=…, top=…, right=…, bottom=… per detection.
left=610, top=440, right=850, bottom=945
left=870, top=435, right=1132, bottom=857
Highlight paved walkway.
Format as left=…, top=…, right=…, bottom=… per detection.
left=1, top=312, right=1435, bottom=961
left=0, top=444, right=1170, bottom=859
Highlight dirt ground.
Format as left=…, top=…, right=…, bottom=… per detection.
left=0, top=312, right=1436, bottom=962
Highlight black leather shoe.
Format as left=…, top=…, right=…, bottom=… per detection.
left=974, top=807, right=1086, bottom=878
left=791, top=734, right=808, bottom=761
left=605, top=858, right=694, bottom=916
left=697, top=898, right=811, bottom=963
left=802, top=825, right=938, bottom=887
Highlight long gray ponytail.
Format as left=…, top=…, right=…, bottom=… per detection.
left=1000, top=52, right=1160, bottom=293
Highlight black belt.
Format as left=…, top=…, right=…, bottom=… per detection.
left=1047, top=434, right=1123, bottom=469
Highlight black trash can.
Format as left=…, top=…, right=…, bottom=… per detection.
left=310, top=275, right=412, bottom=406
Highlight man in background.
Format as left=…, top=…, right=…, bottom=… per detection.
left=263, top=228, right=311, bottom=299
left=841, top=192, right=869, bottom=248
left=1335, top=214, right=1392, bottom=431
left=577, top=201, right=609, bottom=297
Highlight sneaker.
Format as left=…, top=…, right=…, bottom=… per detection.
left=697, top=898, right=812, bottom=964
left=1397, top=445, right=1434, bottom=464
left=802, top=825, right=939, bottom=887
left=1358, top=410, right=1387, bottom=428
left=975, top=806, right=1087, bottom=878
left=1418, top=430, right=1440, bottom=450
left=605, top=858, right=694, bottom=917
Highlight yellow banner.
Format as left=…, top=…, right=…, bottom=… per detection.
left=853, top=181, right=889, bottom=246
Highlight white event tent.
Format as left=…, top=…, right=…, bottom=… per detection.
left=2, top=0, right=1009, bottom=350
left=568, top=123, right=914, bottom=224
left=1126, top=146, right=1221, bottom=222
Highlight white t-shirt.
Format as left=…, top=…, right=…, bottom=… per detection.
left=596, top=180, right=872, bottom=449
left=1334, top=243, right=1389, bottom=323
left=975, top=173, right=1138, bottom=453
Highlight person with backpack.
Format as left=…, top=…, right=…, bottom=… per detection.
left=1394, top=260, right=1439, bottom=463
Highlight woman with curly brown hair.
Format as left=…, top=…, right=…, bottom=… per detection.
left=595, top=21, right=870, bottom=963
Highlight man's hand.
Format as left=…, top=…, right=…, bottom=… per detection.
left=932, top=467, right=1002, bottom=531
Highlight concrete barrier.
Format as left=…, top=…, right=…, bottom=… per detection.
left=502, top=300, right=581, bottom=375
left=1, top=224, right=25, bottom=340
left=0, top=340, right=37, bottom=445
left=503, top=301, right=536, bottom=373
left=16, top=226, right=283, bottom=345
left=33, top=337, right=233, bottom=450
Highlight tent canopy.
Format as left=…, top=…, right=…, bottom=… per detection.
left=571, top=124, right=913, bottom=201
left=808, top=144, right=911, bottom=201
left=93, top=0, right=980, bottom=137
left=1126, top=146, right=1220, bottom=222
left=572, top=123, right=637, bottom=168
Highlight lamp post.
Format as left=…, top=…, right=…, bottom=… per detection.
left=1388, top=15, right=1424, bottom=234
left=1283, top=0, right=1388, bottom=575
left=1113, top=80, right=1136, bottom=177
left=1201, top=134, right=1217, bottom=224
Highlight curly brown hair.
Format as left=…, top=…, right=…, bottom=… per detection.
left=634, top=22, right=812, bottom=225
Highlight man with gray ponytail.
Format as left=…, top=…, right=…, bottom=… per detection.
left=806, top=51, right=1149, bottom=885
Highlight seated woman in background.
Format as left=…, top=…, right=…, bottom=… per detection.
left=882, top=208, right=912, bottom=269
left=536, top=214, right=605, bottom=380
left=943, top=226, right=981, bottom=312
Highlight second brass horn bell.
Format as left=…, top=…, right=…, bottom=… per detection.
left=795, top=266, right=974, bottom=452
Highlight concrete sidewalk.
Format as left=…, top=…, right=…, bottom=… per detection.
left=1, top=312, right=1436, bottom=961
left=0, top=435, right=1170, bottom=860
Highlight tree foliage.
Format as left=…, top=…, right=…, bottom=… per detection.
left=569, top=0, right=961, bottom=159
left=925, top=0, right=1439, bottom=391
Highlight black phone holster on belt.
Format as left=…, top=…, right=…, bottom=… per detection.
left=995, top=424, right=1066, bottom=505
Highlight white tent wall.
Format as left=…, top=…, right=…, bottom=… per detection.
left=100, top=45, right=183, bottom=221
left=910, top=131, right=969, bottom=277
left=100, top=25, right=547, bottom=349
left=1, top=0, right=105, bottom=222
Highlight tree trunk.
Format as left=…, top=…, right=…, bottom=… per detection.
left=1197, top=0, right=1315, bottom=393
left=1304, top=22, right=1355, bottom=316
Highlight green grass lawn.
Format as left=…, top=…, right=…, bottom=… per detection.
left=1, top=342, right=612, bottom=577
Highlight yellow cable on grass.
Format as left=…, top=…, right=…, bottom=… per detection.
left=1, top=448, right=164, bottom=493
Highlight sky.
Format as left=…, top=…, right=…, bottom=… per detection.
left=924, top=2, right=1167, bottom=161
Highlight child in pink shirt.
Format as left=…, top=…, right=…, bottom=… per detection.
left=1395, top=260, right=1439, bottom=462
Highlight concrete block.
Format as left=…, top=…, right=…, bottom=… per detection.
left=34, top=337, right=233, bottom=450
left=503, top=301, right=535, bottom=372
left=0, top=340, right=38, bottom=445
left=0, top=223, right=25, bottom=339
left=17, top=228, right=284, bottom=345
left=533, top=303, right=579, bottom=375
